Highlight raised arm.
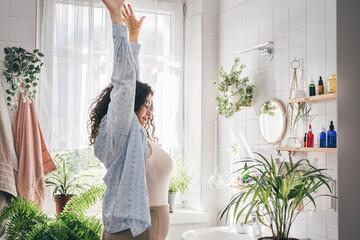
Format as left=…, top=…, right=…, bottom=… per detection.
left=123, top=3, right=145, bottom=80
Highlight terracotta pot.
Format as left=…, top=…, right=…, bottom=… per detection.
left=258, top=237, right=299, bottom=240
left=54, top=195, right=74, bottom=215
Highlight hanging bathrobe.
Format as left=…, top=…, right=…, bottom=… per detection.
left=12, top=91, right=56, bottom=209
left=0, top=82, right=18, bottom=238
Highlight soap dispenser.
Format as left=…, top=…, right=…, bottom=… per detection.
left=327, top=121, right=337, bottom=148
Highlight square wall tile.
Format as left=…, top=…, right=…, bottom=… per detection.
left=191, top=15, right=202, bottom=38
left=234, top=4, right=246, bottom=27
left=246, top=20, right=260, bottom=48
left=274, top=37, right=289, bottom=66
left=0, top=0, right=9, bottom=16
left=9, top=17, right=35, bottom=43
left=234, top=25, right=246, bottom=54
left=325, top=99, right=337, bottom=115
left=307, top=25, right=326, bottom=58
left=246, top=120, right=259, bottom=144
left=203, top=15, right=218, bottom=37
left=289, top=31, right=306, bottom=60
left=325, top=52, right=336, bottom=83
left=307, top=55, right=325, bottom=84
left=219, top=9, right=235, bottom=34
left=274, top=63, right=289, bottom=91
left=10, top=0, right=36, bottom=18
left=274, top=9, right=288, bottom=40
left=308, top=210, right=327, bottom=238
left=0, top=16, right=9, bottom=41
left=289, top=1, right=305, bottom=35
left=202, top=0, right=219, bottom=16
left=326, top=0, right=336, bottom=24
left=326, top=20, right=336, bottom=53
left=274, top=0, right=288, bottom=14
left=259, top=0, right=273, bottom=19
left=260, top=14, right=274, bottom=44
left=307, top=0, right=325, bottom=28
left=219, top=0, right=246, bottom=14
left=308, top=101, right=325, bottom=117
left=246, top=0, right=259, bottom=23
left=0, top=41, right=9, bottom=60
left=203, top=36, right=218, bottom=58
left=327, top=211, right=338, bottom=240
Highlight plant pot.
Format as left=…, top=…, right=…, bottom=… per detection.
left=54, top=195, right=74, bottom=215
left=168, top=191, right=176, bottom=213
left=258, top=237, right=299, bottom=240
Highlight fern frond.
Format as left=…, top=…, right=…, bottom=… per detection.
left=63, top=185, right=105, bottom=215
left=0, top=197, right=48, bottom=240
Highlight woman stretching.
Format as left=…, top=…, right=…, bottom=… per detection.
left=88, top=0, right=172, bottom=239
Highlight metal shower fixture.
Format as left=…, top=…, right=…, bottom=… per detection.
left=236, top=41, right=274, bottom=60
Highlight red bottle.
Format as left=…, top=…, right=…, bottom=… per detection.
left=307, top=125, right=314, bottom=147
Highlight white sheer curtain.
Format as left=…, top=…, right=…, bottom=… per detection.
left=38, top=0, right=183, bottom=153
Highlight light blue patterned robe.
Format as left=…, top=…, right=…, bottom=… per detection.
left=93, top=24, right=151, bottom=237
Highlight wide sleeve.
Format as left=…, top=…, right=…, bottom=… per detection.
left=130, top=42, right=141, bottom=81
left=102, top=24, right=137, bottom=163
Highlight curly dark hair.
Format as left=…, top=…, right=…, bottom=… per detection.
left=88, top=81, right=158, bottom=145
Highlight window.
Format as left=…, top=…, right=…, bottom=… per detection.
left=39, top=0, right=183, bottom=214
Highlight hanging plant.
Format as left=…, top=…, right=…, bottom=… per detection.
left=214, top=57, right=255, bottom=118
left=2, top=47, right=44, bottom=110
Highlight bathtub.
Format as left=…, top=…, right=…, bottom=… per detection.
left=181, top=226, right=257, bottom=240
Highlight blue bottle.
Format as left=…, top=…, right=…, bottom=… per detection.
left=327, top=121, right=337, bottom=148
left=319, top=129, right=326, bottom=148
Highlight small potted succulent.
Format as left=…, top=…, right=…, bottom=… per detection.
left=214, top=57, right=255, bottom=118
left=220, top=153, right=335, bottom=240
left=168, top=159, right=193, bottom=212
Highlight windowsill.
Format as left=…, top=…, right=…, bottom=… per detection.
left=50, top=208, right=210, bottom=225
left=169, top=208, right=210, bottom=225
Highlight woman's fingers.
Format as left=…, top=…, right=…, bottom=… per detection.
left=127, top=4, right=134, bottom=15
left=123, top=3, right=130, bottom=17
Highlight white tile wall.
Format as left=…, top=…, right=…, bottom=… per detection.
left=217, top=1, right=338, bottom=240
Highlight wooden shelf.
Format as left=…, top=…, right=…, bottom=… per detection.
left=276, top=146, right=337, bottom=153
left=287, top=93, right=337, bottom=103
left=229, top=184, right=250, bottom=190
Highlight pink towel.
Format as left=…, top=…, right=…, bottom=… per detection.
left=12, top=93, right=56, bottom=209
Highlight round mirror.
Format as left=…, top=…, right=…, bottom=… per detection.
left=259, top=99, right=286, bottom=144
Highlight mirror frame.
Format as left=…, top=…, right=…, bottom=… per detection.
left=259, top=99, right=287, bottom=145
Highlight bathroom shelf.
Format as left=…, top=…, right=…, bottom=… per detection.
left=276, top=146, right=337, bottom=153
left=288, top=93, right=337, bottom=104
left=229, top=184, right=250, bottom=192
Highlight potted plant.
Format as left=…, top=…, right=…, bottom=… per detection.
left=220, top=153, right=335, bottom=240
left=45, top=151, right=93, bottom=215
left=214, top=57, right=255, bottom=118
left=0, top=185, right=105, bottom=240
left=168, top=159, right=193, bottom=212
left=2, top=47, right=44, bottom=110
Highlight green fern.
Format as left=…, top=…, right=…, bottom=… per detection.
left=63, top=184, right=106, bottom=215
left=0, top=186, right=105, bottom=240
left=0, top=197, right=48, bottom=240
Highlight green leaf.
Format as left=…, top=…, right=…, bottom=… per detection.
left=25, top=84, right=31, bottom=89
left=38, top=52, right=44, bottom=57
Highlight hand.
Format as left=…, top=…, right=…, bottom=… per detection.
left=122, top=3, right=145, bottom=42
left=102, top=0, right=125, bottom=24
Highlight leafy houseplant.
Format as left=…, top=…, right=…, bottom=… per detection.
left=261, top=101, right=278, bottom=117
left=168, top=159, right=193, bottom=212
left=220, top=153, right=335, bottom=240
left=214, top=57, right=255, bottom=118
left=0, top=185, right=105, bottom=240
left=45, top=154, right=93, bottom=215
left=2, top=47, right=44, bottom=110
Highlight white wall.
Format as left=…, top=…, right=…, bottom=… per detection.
left=0, top=0, right=37, bottom=115
left=216, top=0, right=337, bottom=240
